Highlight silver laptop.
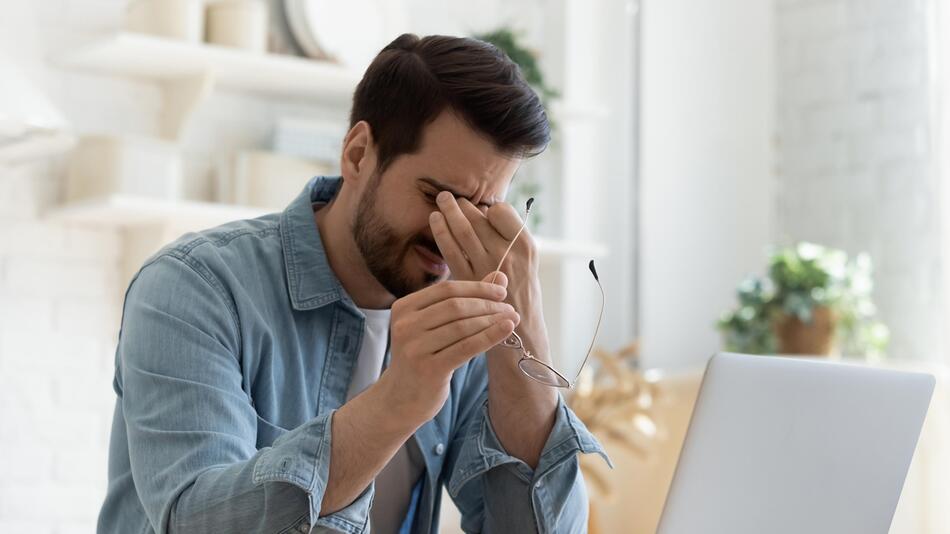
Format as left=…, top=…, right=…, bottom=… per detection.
left=657, top=352, right=935, bottom=534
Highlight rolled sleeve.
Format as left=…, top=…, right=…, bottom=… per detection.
left=447, top=393, right=611, bottom=533
left=254, top=410, right=374, bottom=533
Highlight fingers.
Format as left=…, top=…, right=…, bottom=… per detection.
left=430, top=211, right=471, bottom=278
left=482, top=270, right=508, bottom=288
left=417, top=297, right=517, bottom=330
left=486, top=202, right=527, bottom=241
left=435, top=318, right=516, bottom=370
left=420, top=311, right=520, bottom=354
left=436, top=192, right=490, bottom=266
left=457, top=198, right=506, bottom=250
left=396, top=280, right=506, bottom=312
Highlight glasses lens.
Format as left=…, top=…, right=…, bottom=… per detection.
left=500, top=333, right=522, bottom=349
left=519, top=358, right=570, bottom=388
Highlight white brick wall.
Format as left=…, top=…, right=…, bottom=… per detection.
left=0, top=158, right=120, bottom=534
left=774, top=0, right=943, bottom=361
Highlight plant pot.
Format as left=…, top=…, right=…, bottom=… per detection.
left=772, top=306, right=837, bottom=356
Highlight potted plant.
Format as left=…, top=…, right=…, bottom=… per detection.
left=717, top=242, right=890, bottom=358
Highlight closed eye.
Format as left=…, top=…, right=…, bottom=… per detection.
left=422, top=188, right=491, bottom=210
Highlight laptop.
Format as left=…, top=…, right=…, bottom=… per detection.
left=656, top=352, right=935, bottom=534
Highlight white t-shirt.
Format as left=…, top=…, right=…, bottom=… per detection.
left=346, top=307, right=426, bottom=534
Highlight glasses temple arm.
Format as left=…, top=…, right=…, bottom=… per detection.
left=569, top=272, right=606, bottom=386
left=490, top=201, right=532, bottom=285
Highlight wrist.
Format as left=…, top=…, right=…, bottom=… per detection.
left=362, top=372, right=430, bottom=437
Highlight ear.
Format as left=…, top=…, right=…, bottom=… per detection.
left=340, top=120, right=377, bottom=185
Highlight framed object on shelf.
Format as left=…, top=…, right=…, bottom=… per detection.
left=272, top=117, right=345, bottom=164
left=218, top=150, right=333, bottom=210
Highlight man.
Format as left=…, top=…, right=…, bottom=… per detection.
left=98, top=33, right=607, bottom=534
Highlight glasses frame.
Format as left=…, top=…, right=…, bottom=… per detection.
left=490, top=199, right=605, bottom=389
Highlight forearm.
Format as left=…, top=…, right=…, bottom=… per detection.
left=486, top=311, right=558, bottom=469
left=321, top=373, right=421, bottom=514
left=448, top=392, right=606, bottom=534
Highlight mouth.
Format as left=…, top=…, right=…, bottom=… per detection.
left=414, top=244, right=447, bottom=275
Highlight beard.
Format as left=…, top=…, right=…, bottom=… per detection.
left=352, top=174, right=444, bottom=298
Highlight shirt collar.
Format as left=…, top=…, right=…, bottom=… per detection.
left=280, top=175, right=355, bottom=311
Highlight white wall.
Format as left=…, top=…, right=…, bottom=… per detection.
left=639, top=0, right=776, bottom=368
left=774, top=0, right=942, bottom=362
left=0, top=164, right=122, bottom=534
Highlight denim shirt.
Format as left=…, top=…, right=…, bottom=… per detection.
left=97, top=176, right=609, bottom=534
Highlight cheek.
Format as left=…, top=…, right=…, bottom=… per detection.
left=414, top=207, right=438, bottom=239
left=398, top=213, right=434, bottom=248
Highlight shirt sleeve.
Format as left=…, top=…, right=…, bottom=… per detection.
left=444, top=361, right=611, bottom=534
left=117, top=254, right=372, bottom=534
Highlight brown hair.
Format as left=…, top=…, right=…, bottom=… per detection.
left=349, top=33, right=551, bottom=173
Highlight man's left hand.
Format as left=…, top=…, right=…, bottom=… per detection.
left=428, top=190, right=541, bottom=335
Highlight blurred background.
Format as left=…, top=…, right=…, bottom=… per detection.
left=0, top=0, right=948, bottom=532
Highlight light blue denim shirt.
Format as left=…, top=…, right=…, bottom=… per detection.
left=98, top=176, right=609, bottom=534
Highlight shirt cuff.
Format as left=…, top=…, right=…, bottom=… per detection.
left=448, top=393, right=611, bottom=497
left=252, top=410, right=373, bottom=534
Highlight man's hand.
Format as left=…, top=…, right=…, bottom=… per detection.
left=323, top=275, right=518, bottom=515
left=428, top=191, right=558, bottom=469
left=427, top=190, right=549, bottom=369
left=428, top=191, right=539, bottom=308
left=377, top=276, right=520, bottom=426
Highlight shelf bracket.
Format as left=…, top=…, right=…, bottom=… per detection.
left=160, top=70, right=215, bottom=141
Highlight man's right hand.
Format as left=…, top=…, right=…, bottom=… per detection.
left=321, top=272, right=518, bottom=515
left=378, top=272, right=520, bottom=426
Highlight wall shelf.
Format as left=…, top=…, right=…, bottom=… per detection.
left=47, top=195, right=268, bottom=228
left=47, top=194, right=607, bottom=262
left=54, top=33, right=361, bottom=138
left=57, top=32, right=361, bottom=101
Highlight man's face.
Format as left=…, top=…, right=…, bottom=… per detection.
left=352, top=110, right=521, bottom=298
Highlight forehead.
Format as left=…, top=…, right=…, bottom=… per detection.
left=401, top=110, right=521, bottom=203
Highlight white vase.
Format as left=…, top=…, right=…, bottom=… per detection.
left=205, top=1, right=269, bottom=53
left=126, top=0, right=205, bottom=43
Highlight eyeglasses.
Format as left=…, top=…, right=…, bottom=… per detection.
left=491, top=198, right=605, bottom=388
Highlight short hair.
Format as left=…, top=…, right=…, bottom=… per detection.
left=349, top=33, right=551, bottom=173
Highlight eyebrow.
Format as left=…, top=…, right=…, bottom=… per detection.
left=417, top=176, right=498, bottom=207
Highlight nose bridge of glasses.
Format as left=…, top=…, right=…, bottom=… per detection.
left=502, top=330, right=524, bottom=349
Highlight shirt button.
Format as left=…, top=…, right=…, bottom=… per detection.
left=433, top=443, right=445, bottom=455
left=297, top=523, right=310, bottom=533
left=535, top=480, right=543, bottom=488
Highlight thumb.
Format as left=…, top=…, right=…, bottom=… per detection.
left=482, top=270, right=508, bottom=288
